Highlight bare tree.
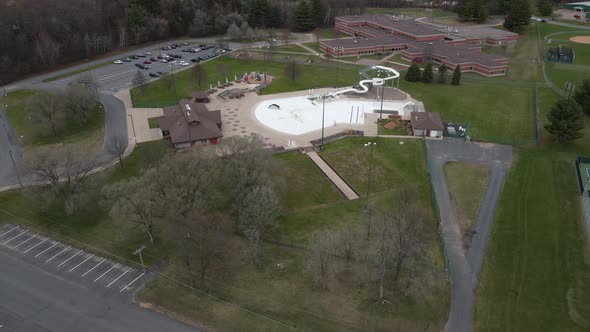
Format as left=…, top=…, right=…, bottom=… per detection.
left=282, top=30, right=290, bottom=46
left=192, top=64, right=208, bottom=89
left=334, top=224, right=359, bottom=264
left=239, top=183, right=280, bottom=267
left=63, top=85, right=98, bottom=125
left=133, top=70, right=147, bottom=93
left=284, top=60, right=300, bottom=81
left=25, top=91, right=65, bottom=137
left=309, top=230, right=337, bottom=289
left=177, top=211, right=231, bottom=288
left=27, top=145, right=96, bottom=215
left=105, top=135, right=128, bottom=167
left=35, top=31, right=61, bottom=66
left=100, top=173, right=160, bottom=244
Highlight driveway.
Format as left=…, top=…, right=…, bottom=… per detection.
left=426, top=138, right=512, bottom=332
left=0, top=224, right=197, bottom=332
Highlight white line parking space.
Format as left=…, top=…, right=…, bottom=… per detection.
left=0, top=224, right=145, bottom=296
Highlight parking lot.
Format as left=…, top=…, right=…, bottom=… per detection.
left=44, top=42, right=225, bottom=92
left=0, top=223, right=146, bottom=297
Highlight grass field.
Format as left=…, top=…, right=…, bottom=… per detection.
left=131, top=56, right=362, bottom=107
left=139, top=137, right=449, bottom=332
left=301, top=42, right=321, bottom=53
left=271, top=44, right=310, bottom=53
left=42, top=61, right=111, bottom=83
left=475, top=146, right=590, bottom=332
left=366, top=7, right=454, bottom=18
left=3, top=89, right=105, bottom=149
left=444, top=162, right=490, bottom=237
left=475, top=29, right=590, bottom=329
left=398, top=80, right=536, bottom=144
left=0, top=141, right=170, bottom=263
left=148, top=117, right=160, bottom=129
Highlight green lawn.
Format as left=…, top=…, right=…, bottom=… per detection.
left=377, top=120, right=409, bottom=135
left=148, top=117, right=160, bottom=129
left=475, top=147, right=590, bottom=332
left=139, top=137, right=449, bottom=332
left=272, top=43, right=310, bottom=53
left=42, top=61, right=111, bottom=82
left=301, top=42, right=321, bottom=53
left=131, top=57, right=362, bottom=107
left=0, top=141, right=170, bottom=263
left=314, top=28, right=347, bottom=39
left=444, top=162, right=490, bottom=237
left=3, top=89, right=105, bottom=148
left=366, top=7, right=454, bottom=18
left=398, top=80, right=536, bottom=145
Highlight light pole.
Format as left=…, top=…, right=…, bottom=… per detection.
left=364, top=141, right=377, bottom=237
left=8, top=150, right=22, bottom=186
left=169, top=63, right=178, bottom=100
left=0, top=80, right=6, bottom=96
left=320, top=93, right=329, bottom=148
left=379, top=84, right=385, bottom=120
left=132, top=245, right=150, bottom=289
left=128, top=114, right=137, bottom=142
left=332, top=46, right=344, bottom=87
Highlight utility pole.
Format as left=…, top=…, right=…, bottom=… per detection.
left=321, top=93, right=327, bottom=148
left=8, top=150, right=22, bottom=186
left=132, top=245, right=149, bottom=289
left=364, top=141, right=376, bottom=238
left=169, top=63, right=178, bottom=100
left=379, top=84, right=385, bottom=120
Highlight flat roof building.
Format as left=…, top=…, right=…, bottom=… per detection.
left=321, top=14, right=516, bottom=76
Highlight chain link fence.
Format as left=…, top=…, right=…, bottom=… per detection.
left=422, top=137, right=451, bottom=281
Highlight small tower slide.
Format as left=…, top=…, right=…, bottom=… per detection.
left=331, top=65, right=400, bottom=97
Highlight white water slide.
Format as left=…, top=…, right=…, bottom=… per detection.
left=331, top=65, right=400, bottom=97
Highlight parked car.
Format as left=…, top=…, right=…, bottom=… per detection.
left=149, top=72, right=159, bottom=77
left=123, top=58, right=132, bottom=62
left=191, top=58, right=199, bottom=63
left=134, top=63, right=142, bottom=68
left=146, top=52, right=152, bottom=55
left=113, top=60, right=123, bottom=64
left=181, top=42, right=189, bottom=46
left=179, top=61, right=189, bottom=66
left=159, top=59, right=168, bottom=63
left=136, top=53, right=146, bottom=57
left=150, top=57, right=157, bottom=61
left=142, top=65, right=149, bottom=70
left=541, top=19, right=547, bottom=23
left=172, top=54, right=182, bottom=58
left=156, top=71, right=165, bottom=75
left=143, top=60, right=152, bottom=64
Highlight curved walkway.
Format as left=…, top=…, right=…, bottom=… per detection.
left=426, top=138, right=512, bottom=332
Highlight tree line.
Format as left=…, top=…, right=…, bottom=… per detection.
left=0, top=0, right=368, bottom=84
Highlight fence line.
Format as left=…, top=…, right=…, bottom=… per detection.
left=421, top=137, right=451, bottom=280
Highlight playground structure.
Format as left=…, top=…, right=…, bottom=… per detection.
left=242, top=71, right=275, bottom=84
left=546, top=45, right=575, bottom=63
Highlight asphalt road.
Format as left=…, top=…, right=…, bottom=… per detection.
left=0, top=243, right=197, bottom=332
left=426, top=138, right=512, bottom=332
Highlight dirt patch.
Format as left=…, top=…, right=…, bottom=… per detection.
left=139, top=301, right=214, bottom=331
left=383, top=121, right=399, bottom=129
left=570, top=36, right=590, bottom=44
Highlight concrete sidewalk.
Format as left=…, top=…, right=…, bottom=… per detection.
left=306, top=151, right=359, bottom=200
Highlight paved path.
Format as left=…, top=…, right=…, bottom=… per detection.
left=306, top=151, right=360, bottom=200
left=426, top=138, right=512, bottom=332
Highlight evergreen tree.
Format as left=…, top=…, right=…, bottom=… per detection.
left=474, top=0, right=489, bottom=23
left=438, top=64, right=448, bottom=84
left=537, top=0, right=553, bottom=17
left=457, top=0, right=475, bottom=21
left=574, top=79, right=590, bottom=115
left=310, top=0, right=326, bottom=27
left=545, top=98, right=585, bottom=141
left=422, top=63, right=434, bottom=83
left=266, top=4, right=283, bottom=28
left=451, top=65, right=461, bottom=85
left=503, top=0, right=531, bottom=34
left=405, top=63, right=422, bottom=82
left=294, top=0, right=313, bottom=32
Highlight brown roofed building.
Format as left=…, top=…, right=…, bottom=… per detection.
left=410, top=111, right=444, bottom=138
left=157, top=99, right=222, bottom=148
left=191, top=91, right=210, bottom=103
